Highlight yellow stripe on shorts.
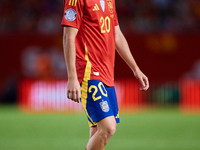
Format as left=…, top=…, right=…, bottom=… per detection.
left=81, top=42, right=96, bottom=127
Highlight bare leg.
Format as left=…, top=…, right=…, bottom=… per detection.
left=89, top=126, right=97, bottom=138
left=86, top=116, right=116, bottom=150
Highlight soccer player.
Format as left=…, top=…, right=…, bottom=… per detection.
left=61, top=0, right=149, bottom=150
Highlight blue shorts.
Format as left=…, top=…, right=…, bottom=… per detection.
left=80, top=80, right=120, bottom=127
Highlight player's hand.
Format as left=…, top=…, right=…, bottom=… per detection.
left=67, top=79, right=81, bottom=103
left=133, top=68, right=149, bottom=91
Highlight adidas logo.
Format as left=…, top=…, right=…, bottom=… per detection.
left=93, top=4, right=100, bottom=11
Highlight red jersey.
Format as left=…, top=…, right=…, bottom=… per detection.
left=61, top=0, right=118, bottom=86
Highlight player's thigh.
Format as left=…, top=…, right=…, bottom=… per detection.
left=90, top=126, right=97, bottom=138
left=97, top=116, right=116, bottom=134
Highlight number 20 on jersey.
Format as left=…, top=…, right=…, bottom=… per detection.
left=100, top=16, right=111, bottom=33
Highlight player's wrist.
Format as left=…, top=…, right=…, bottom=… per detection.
left=67, top=74, right=78, bottom=81
left=132, top=66, right=140, bottom=74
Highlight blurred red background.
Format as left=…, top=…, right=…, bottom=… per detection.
left=0, top=0, right=200, bottom=113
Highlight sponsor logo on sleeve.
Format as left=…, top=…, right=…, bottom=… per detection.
left=65, top=9, right=77, bottom=21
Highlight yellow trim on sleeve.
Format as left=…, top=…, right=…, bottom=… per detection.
left=74, top=0, right=78, bottom=6
left=69, top=0, right=77, bottom=6
left=71, top=0, right=74, bottom=6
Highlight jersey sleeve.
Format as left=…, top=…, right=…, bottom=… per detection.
left=61, top=0, right=84, bottom=29
left=113, top=1, right=119, bottom=26
left=114, top=11, right=119, bottom=26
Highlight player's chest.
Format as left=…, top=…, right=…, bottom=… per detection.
left=84, top=0, right=115, bottom=17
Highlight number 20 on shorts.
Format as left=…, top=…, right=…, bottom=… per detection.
left=89, top=82, right=108, bottom=101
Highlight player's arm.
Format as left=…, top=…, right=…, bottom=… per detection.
left=115, top=25, right=149, bottom=91
left=63, top=26, right=81, bottom=102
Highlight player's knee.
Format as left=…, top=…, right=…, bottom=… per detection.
left=97, top=116, right=117, bottom=141
left=107, top=125, right=116, bottom=137
left=100, top=124, right=116, bottom=139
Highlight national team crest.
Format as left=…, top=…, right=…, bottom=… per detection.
left=100, top=101, right=109, bottom=112
left=106, top=0, right=114, bottom=13
left=100, top=0, right=105, bottom=12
